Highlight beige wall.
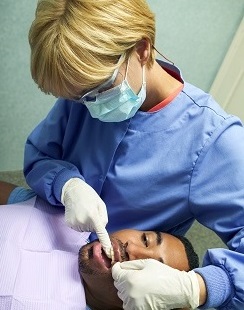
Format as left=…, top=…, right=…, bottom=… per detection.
left=210, top=18, right=244, bottom=122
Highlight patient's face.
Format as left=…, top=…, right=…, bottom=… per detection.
left=79, top=229, right=190, bottom=310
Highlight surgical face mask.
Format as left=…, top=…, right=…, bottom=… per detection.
left=81, top=59, right=146, bottom=122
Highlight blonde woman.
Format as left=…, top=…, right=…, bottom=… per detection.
left=24, top=0, right=244, bottom=309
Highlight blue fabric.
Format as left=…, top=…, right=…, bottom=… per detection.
left=195, top=265, right=233, bottom=309
left=7, top=186, right=36, bottom=204
left=24, top=60, right=244, bottom=309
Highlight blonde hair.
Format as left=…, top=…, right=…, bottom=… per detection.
left=29, top=0, right=155, bottom=99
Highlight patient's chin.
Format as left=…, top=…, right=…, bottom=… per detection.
left=84, top=280, right=123, bottom=310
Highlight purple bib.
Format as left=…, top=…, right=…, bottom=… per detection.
left=0, top=197, right=90, bottom=309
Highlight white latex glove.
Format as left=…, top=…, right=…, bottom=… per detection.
left=61, top=178, right=113, bottom=259
left=112, top=259, right=200, bottom=310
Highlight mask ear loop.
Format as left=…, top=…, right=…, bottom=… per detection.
left=141, top=65, right=146, bottom=86
left=125, top=57, right=130, bottom=80
left=152, top=45, right=174, bottom=65
left=125, top=56, right=146, bottom=87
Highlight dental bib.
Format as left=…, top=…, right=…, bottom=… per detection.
left=0, top=197, right=90, bottom=310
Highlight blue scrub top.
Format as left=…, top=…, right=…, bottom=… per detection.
left=24, top=61, right=244, bottom=309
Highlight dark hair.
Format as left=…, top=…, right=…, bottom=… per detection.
left=87, top=233, right=199, bottom=310
left=174, top=234, right=199, bottom=270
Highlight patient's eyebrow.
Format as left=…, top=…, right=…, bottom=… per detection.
left=155, top=231, right=162, bottom=245
left=155, top=231, right=164, bottom=263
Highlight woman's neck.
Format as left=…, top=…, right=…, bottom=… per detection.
left=140, top=61, right=182, bottom=112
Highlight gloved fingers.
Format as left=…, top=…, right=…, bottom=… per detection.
left=118, top=259, right=148, bottom=270
left=112, top=262, right=124, bottom=282
left=111, top=260, right=142, bottom=282
left=112, top=262, right=145, bottom=310
left=95, top=225, right=113, bottom=259
left=113, top=260, right=200, bottom=310
left=96, top=200, right=108, bottom=226
left=117, top=291, right=132, bottom=310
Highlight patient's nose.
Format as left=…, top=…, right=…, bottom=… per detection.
left=126, top=242, right=152, bottom=260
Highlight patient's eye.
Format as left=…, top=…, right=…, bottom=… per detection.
left=142, top=233, right=149, bottom=247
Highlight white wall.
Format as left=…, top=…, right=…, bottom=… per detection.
left=210, top=18, right=244, bottom=122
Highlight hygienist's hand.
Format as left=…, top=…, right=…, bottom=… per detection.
left=61, top=178, right=113, bottom=258
left=112, top=259, right=200, bottom=310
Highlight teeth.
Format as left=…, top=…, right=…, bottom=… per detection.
left=110, top=248, right=115, bottom=264
left=101, top=249, right=112, bottom=268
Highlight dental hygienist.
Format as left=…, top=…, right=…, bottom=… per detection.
left=24, top=0, right=244, bottom=309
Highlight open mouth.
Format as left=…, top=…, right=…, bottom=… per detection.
left=101, top=249, right=112, bottom=268
left=90, top=240, right=122, bottom=270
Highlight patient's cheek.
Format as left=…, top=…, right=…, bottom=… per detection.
left=125, top=242, right=151, bottom=261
